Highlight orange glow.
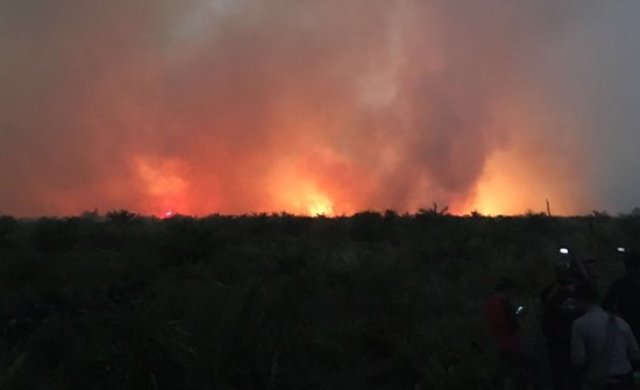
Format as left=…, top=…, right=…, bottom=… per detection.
left=266, top=154, right=344, bottom=216
left=261, top=141, right=368, bottom=217
left=273, top=179, right=336, bottom=216
left=462, top=96, right=589, bottom=216
left=467, top=152, right=585, bottom=216
left=135, top=156, right=191, bottom=215
left=466, top=154, right=525, bottom=216
left=467, top=163, right=554, bottom=216
left=306, top=192, right=334, bottom=216
left=0, top=1, right=600, bottom=219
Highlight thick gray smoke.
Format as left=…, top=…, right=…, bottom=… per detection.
left=0, top=0, right=637, bottom=216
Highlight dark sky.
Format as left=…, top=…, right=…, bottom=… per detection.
left=1, top=1, right=639, bottom=217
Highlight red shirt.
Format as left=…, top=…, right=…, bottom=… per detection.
left=485, top=293, right=521, bottom=353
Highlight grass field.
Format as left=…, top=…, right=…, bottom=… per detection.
left=0, top=211, right=637, bottom=389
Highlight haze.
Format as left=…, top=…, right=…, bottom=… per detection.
left=1, top=1, right=639, bottom=217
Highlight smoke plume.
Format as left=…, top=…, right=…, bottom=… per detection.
left=1, top=0, right=638, bottom=216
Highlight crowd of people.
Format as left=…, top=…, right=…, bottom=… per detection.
left=486, top=249, right=640, bottom=390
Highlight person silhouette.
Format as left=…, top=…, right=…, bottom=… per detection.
left=602, top=251, right=640, bottom=343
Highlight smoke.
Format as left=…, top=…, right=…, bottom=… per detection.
left=0, top=0, right=636, bottom=216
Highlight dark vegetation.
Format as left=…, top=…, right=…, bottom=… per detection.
left=0, top=211, right=638, bottom=389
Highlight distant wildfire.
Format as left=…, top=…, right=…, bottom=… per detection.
left=3, top=0, right=622, bottom=217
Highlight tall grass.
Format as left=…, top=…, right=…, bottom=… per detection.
left=0, top=213, right=636, bottom=389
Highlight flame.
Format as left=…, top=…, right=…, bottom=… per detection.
left=277, top=182, right=335, bottom=216
left=466, top=142, right=584, bottom=216
left=307, top=192, right=334, bottom=216
left=468, top=175, right=511, bottom=216
left=458, top=93, right=589, bottom=217
left=267, top=156, right=338, bottom=216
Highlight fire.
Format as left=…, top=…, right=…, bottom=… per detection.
left=464, top=149, right=537, bottom=216
left=266, top=151, right=346, bottom=216
left=466, top=145, right=581, bottom=216
left=279, top=184, right=335, bottom=217
left=307, top=193, right=334, bottom=216
left=460, top=94, right=589, bottom=217
left=268, top=163, right=336, bottom=216
left=469, top=183, right=508, bottom=216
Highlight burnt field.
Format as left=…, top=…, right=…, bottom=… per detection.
left=0, top=211, right=638, bottom=389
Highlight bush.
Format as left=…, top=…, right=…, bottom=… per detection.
left=0, top=214, right=636, bottom=388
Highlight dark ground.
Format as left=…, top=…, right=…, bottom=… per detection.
left=0, top=211, right=637, bottom=389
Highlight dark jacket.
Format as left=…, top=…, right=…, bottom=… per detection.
left=602, top=275, right=640, bottom=342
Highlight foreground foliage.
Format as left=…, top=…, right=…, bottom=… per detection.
left=0, top=212, right=637, bottom=389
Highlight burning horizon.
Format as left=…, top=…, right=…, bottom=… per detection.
left=1, top=1, right=639, bottom=217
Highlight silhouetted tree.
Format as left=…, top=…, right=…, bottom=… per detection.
left=106, top=209, right=139, bottom=225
